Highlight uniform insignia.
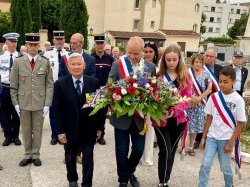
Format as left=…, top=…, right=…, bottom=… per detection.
left=16, top=54, right=23, bottom=58
left=42, top=56, right=49, bottom=60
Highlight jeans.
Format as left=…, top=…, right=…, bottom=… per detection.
left=199, top=137, right=233, bottom=187
left=114, top=122, right=145, bottom=183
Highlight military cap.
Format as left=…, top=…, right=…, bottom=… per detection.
left=53, top=31, right=65, bottom=39
left=25, top=33, right=40, bottom=43
left=2, top=32, right=20, bottom=41
left=94, top=35, right=105, bottom=42
left=233, top=51, right=243, bottom=58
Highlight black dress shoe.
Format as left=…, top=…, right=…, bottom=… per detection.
left=69, top=181, right=78, bottom=187
left=50, top=139, right=57, bottom=145
left=19, top=158, right=32, bottom=167
left=14, top=138, right=22, bottom=145
left=33, top=158, right=42, bottom=166
left=119, top=183, right=128, bottom=187
left=2, top=138, right=12, bottom=146
left=129, top=174, right=140, bottom=187
left=97, top=138, right=106, bottom=145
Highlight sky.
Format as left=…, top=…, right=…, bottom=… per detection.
left=228, top=0, right=250, bottom=3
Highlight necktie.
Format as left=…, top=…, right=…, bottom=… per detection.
left=58, top=50, right=62, bottom=62
left=75, top=80, right=82, bottom=96
left=9, top=54, right=13, bottom=69
left=30, top=58, right=35, bottom=70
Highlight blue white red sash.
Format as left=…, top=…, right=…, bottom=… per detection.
left=204, top=64, right=220, bottom=91
left=163, top=73, right=176, bottom=89
left=188, top=68, right=206, bottom=105
left=117, top=55, right=133, bottom=79
left=211, top=91, right=241, bottom=169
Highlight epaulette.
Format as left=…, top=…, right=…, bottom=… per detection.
left=41, top=56, right=49, bottom=60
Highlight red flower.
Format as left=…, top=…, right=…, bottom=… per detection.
left=127, top=78, right=136, bottom=85
left=151, top=84, right=158, bottom=92
left=127, top=86, right=137, bottom=95
left=107, top=87, right=113, bottom=92
left=114, top=87, right=121, bottom=95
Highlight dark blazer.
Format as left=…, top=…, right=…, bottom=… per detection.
left=206, top=63, right=222, bottom=93
left=82, top=52, right=96, bottom=77
left=109, top=60, right=156, bottom=130
left=229, top=64, right=248, bottom=94
left=54, top=75, right=103, bottom=146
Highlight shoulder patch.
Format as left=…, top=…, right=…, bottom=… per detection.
left=41, top=55, right=49, bottom=60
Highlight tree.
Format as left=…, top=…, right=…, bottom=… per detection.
left=60, top=0, right=89, bottom=48
left=0, top=12, right=12, bottom=43
left=41, top=0, right=61, bottom=41
left=30, top=0, right=41, bottom=32
left=10, top=0, right=32, bottom=46
left=200, top=13, right=207, bottom=34
left=228, top=13, right=249, bottom=39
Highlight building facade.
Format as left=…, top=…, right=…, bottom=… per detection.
left=202, top=0, right=249, bottom=39
left=0, top=0, right=10, bottom=12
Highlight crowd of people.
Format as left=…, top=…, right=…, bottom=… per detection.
left=0, top=30, right=248, bottom=187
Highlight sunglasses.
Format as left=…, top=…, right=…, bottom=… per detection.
left=145, top=41, right=155, bottom=45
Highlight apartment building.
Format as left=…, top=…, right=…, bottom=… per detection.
left=85, top=0, right=202, bottom=53
left=202, top=0, right=249, bottom=39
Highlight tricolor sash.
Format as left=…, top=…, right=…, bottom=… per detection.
left=188, top=68, right=206, bottom=105
left=118, top=55, right=133, bottom=79
left=163, top=73, right=176, bottom=89
left=211, top=91, right=242, bottom=171
left=204, top=64, right=220, bottom=91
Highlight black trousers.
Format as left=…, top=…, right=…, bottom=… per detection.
left=0, top=87, right=20, bottom=140
left=64, top=142, right=94, bottom=186
left=155, top=118, right=185, bottom=184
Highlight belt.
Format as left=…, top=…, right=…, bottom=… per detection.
left=1, top=82, right=10, bottom=86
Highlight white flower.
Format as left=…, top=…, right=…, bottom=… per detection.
left=133, top=74, right=137, bottom=79
left=121, top=88, right=127, bottom=95
left=151, top=78, right=157, bottom=84
left=145, top=83, right=150, bottom=89
left=133, top=83, right=138, bottom=88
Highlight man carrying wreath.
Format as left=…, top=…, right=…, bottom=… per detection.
left=109, top=36, right=156, bottom=187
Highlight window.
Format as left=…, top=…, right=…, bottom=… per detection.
left=193, top=24, right=198, bottom=32
left=204, top=6, right=208, bottom=11
left=135, top=0, right=140, bottom=9
left=210, top=17, right=214, bottom=22
left=208, top=27, right=213, bottom=32
left=133, top=19, right=140, bottom=31
left=216, top=28, right=220, bottom=32
left=236, top=9, right=240, bottom=14
left=231, top=8, right=234, bottom=14
left=229, top=18, right=233, bottom=23
left=150, top=21, right=155, bottom=29
left=217, top=17, right=221, bottom=22
left=211, top=7, right=215, bottom=12
left=194, top=3, right=200, bottom=12
left=152, top=0, right=156, bottom=8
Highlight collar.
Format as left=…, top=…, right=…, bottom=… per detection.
left=72, top=75, right=83, bottom=84
left=27, top=54, right=38, bottom=62
left=232, top=64, right=241, bottom=70
left=5, top=50, right=18, bottom=56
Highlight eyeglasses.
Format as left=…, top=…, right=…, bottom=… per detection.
left=205, top=54, right=216, bottom=58
left=145, top=41, right=155, bottom=45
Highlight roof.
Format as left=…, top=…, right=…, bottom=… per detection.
left=106, top=30, right=166, bottom=40
left=159, top=29, right=200, bottom=36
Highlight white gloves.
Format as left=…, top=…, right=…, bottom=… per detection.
left=14, top=105, right=20, bottom=117
left=42, top=106, right=50, bottom=117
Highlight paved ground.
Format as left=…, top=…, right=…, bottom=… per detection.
left=0, top=117, right=250, bottom=187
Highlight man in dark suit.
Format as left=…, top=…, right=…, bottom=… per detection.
left=54, top=53, right=103, bottom=187
left=109, top=36, right=156, bottom=187
left=230, top=51, right=248, bottom=96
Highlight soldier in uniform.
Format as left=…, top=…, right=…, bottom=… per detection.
left=0, top=33, right=21, bottom=146
left=10, top=33, right=53, bottom=167
left=43, top=30, right=69, bottom=145
left=91, top=35, right=114, bottom=145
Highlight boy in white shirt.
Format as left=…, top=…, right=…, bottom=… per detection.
left=199, top=66, right=246, bottom=187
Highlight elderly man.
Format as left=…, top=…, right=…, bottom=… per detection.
left=54, top=53, right=103, bottom=187
left=109, top=36, right=156, bottom=187
left=230, top=51, right=248, bottom=96
left=112, top=47, right=120, bottom=60
left=0, top=32, right=21, bottom=146
left=43, top=30, right=69, bottom=145
left=104, top=44, right=112, bottom=55
left=10, top=33, right=53, bottom=167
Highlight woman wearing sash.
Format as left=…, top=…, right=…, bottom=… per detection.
left=155, top=46, right=192, bottom=187
left=141, top=41, right=159, bottom=166
left=186, top=54, right=212, bottom=156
